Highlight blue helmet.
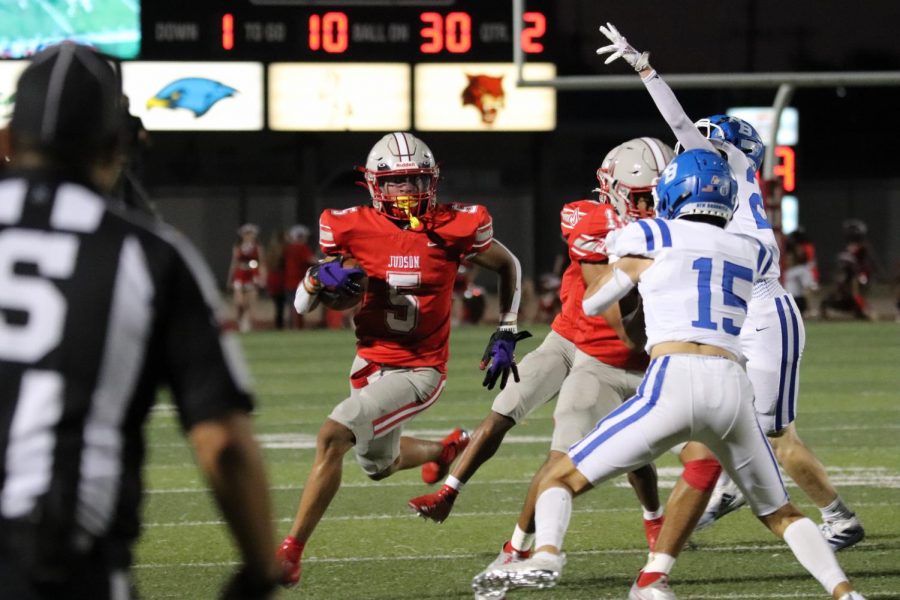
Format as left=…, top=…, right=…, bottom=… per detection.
left=655, top=149, right=737, bottom=222
left=696, top=114, right=765, bottom=172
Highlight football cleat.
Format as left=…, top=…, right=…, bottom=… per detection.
left=837, top=592, right=867, bottom=600
left=644, top=515, right=665, bottom=551
left=629, top=571, right=676, bottom=600
left=471, top=543, right=530, bottom=597
left=421, top=427, right=470, bottom=484
left=472, top=540, right=533, bottom=584
left=471, top=551, right=565, bottom=597
left=473, top=591, right=507, bottom=600
left=694, top=478, right=746, bottom=531
left=408, top=484, right=458, bottom=523
left=275, top=536, right=303, bottom=588
left=820, top=515, right=865, bottom=551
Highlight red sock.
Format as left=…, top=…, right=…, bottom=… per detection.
left=503, top=540, right=532, bottom=557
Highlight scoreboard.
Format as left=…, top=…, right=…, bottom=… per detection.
left=141, top=1, right=553, bottom=62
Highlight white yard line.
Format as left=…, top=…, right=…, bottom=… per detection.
left=146, top=463, right=900, bottom=493
left=143, top=500, right=898, bottom=528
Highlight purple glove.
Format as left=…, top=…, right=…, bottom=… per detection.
left=310, top=259, right=365, bottom=296
left=480, top=329, right=533, bottom=390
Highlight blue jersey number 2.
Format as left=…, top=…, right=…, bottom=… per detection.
left=691, top=257, right=754, bottom=334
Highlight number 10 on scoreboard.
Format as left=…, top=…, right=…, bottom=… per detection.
left=302, top=11, right=547, bottom=55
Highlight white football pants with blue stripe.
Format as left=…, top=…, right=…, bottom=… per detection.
left=741, top=292, right=805, bottom=434
left=569, top=354, right=790, bottom=517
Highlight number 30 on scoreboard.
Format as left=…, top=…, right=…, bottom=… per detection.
left=302, top=10, right=547, bottom=55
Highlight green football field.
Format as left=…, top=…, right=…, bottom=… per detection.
left=135, top=322, right=900, bottom=599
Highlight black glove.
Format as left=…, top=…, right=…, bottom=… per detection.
left=479, top=328, right=533, bottom=390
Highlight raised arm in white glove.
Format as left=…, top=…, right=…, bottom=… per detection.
left=596, top=22, right=652, bottom=74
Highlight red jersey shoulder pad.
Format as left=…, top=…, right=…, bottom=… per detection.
left=566, top=202, right=623, bottom=263
left=319, top=206, right=364, bottom=253
left=433, top=203, right=493, bottom=254
left=560, top=200, right=602, bottom=235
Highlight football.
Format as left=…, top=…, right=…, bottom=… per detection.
left=317, top=256, right=368, bottom=311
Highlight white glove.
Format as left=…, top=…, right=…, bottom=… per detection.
left=596, top=22, right=651, bottom=72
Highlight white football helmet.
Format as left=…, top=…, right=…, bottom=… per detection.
left=596, top=137, right=675, bottom=221
left=363, top=132, right=439, bottom=224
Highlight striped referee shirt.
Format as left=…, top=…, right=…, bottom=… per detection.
left=0, top=173, right=254, bottom=546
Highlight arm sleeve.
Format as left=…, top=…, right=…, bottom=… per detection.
left=642, top=71, right=716, bottom=153
left=293, top=278, right=319, bottom=314
left=161, top=241, right=254, bottom=430
left=582, top=267, right=637, bottom=316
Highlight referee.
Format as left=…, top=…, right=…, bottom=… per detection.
left=0, top=43, right=279, bottom=599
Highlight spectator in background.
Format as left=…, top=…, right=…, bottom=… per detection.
left=786, top=227, right=819, bottom=284
left=820, top=219, right=876, bottom=320
left=452, top=259, right=486, bottom=325
left=535, top=272, right=563, bottom=323
left=265, top=229, right=287, bottom=330
left=283, top=224, right=316, bottom=328
left=228, top=223, right=267, bottom=332
left=784, top=231, right=819, bottom=317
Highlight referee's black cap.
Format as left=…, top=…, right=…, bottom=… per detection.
left=11, top=41, right=122, bottom=160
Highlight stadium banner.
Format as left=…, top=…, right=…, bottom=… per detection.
left=122, top=62, right=264, bottom=131
left=0, top=60, right=27, bottom=128
left=414, top=63, right=556, bottom=131
left=268, top=63, right=411, bottom=131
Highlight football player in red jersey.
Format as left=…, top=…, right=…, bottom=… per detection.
left=276, top=132, right=528, bottom=589
left=408, top=138, right=676, bottom=570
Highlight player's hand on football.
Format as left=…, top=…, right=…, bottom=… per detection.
left=309, top=257, right=365, bottom=296
left=596, top=22, right=651, bottom=72
left=480, top=328, right=533, bottom=390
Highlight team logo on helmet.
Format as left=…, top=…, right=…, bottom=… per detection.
left=462, top=74, right=506, bottom=124
left=147, top=78, right=237, bottom=117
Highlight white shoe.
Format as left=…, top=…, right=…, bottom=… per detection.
left=629, top=572, right=676, bottom=600
left=471, top=551, right=565, bottom=596
left=471, top=542, right=531, bottom=600
left=820, top=515, right=865, bottom=551
left=694, top=476, right=746, bottom=531
left=837, top=592, right=867, bottom=600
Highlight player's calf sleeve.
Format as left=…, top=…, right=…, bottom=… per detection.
left=534, top=487, right=572, bottom=552
left=682, top=459, right=722, bottom=491
left=783, top=517, right=849, bottom=595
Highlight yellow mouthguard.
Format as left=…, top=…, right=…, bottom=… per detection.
left=396, top=195, right=422, bottom=230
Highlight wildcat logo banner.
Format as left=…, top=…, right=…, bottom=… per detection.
left=414, top=63, right=555, bottom=131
